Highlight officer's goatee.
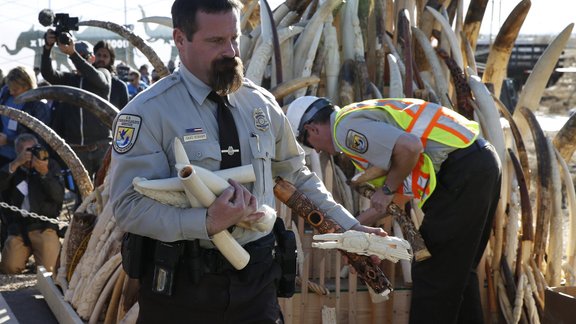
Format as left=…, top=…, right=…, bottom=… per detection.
left=210, top=57, right=244, bottom=96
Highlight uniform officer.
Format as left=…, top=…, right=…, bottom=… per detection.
left=286, top=96, right=502, bottom=324
left=107, top=1, right=384, bottom=323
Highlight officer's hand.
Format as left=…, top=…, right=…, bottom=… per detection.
left=370, top=189, right=394, bottom=213
left=0, top=133, right=7, bottom=146
left=58, top=38, right=75, bottom=56
left=31, top=156, right=49, bottom=176
left=205, top=179, right=264, bottom=236
left=348, top=223, right=388, bottom=266
left=44, top=29, right=56, bottom=49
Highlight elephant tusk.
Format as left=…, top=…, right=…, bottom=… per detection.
left=178, top=164, right=250, bottom=270
left=462, top=0, right=490, bottom=51
left=519, top=107, right=553, bottom=268
left=0, top=105, right=93, bottom=199
left=425, top=6, right=464, bottom=70
left=78, top=20, right=170, bottom=78
left=513, top=23, right=574, bottom=142
left=387, top=54, right=404, bottom=98
left=481, top=0, right=531, bottom=98
left=15, top=85, right=118, bottom=129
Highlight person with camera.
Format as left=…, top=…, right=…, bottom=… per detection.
left=0, top=133, right=64, bottom=274
left=41, top=29, right=112, bottom=180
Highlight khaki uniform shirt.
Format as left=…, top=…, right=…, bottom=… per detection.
left=108, top=65, right=358, bottom=246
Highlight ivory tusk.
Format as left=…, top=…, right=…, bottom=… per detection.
left=155, top=164, right=256, bottom=192
left=387, top=54, right=405, bottom=98
left=425, top=6, right=464, bottom=70
left=178, top=165, right=250, bottom=270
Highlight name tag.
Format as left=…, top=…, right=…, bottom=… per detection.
left=183, top=133, right=207, bottom=142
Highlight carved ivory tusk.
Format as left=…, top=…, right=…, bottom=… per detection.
left=137, top=164, right=256, bottom=193
left=178, top=165, right=250, bottom=270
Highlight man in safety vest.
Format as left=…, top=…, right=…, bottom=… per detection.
left=287, top=96, right=501, bottom=324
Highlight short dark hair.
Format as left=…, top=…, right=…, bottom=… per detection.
left=171, top=0, right=243, bottom=41
left=93, top=40, right=116, bottom=71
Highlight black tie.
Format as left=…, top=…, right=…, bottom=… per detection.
left=208, top=91, right=241, bottom=169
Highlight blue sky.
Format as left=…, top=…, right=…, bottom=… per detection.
left=0, top=0, right=573, bottom=73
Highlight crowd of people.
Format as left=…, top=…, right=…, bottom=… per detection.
left=0, top=29, right=168, bottom=275
left=0, top=1, right=503, bottom=323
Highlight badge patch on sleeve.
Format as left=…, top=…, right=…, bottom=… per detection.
left=113, top=114, right=142, bottom=154
left=346, top=130, right=368, bottom=153
left=253, top=107, right=270, bottom=131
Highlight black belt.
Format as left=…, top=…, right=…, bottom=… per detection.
left=198, top=233, right=275, bottom=274
left=446, top=137, right=488, bottom=163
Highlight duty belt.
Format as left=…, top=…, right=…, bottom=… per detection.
left=196, top=233, right=275, bottom=274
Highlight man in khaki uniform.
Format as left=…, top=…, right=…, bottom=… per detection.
left=107, top=1, right=385, bottom=323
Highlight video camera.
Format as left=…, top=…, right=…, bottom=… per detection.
left=38, top=9, right=79, bottom=45
left=27, top=144, right=49, bottom=161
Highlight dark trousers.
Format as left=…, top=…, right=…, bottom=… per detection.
left=73, top=142, right=108, bottom=180
left=409, top=140, right=502, bottom=324
left=137, top=233, right=283, bottom=324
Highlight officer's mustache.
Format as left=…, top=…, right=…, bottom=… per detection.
left=210, top=57, right=244, bottom=96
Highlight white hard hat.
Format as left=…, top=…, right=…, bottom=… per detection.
left=286, top=96, right=333, bottom=141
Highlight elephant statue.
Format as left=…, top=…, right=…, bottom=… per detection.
left=138, top=5, right=179, bottom=64
left=2, top=25, right=73, bottom=71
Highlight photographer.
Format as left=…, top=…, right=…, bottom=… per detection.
left=41, top=28, right=112, bottom=180
left=0, top=133, right=63, bottom=274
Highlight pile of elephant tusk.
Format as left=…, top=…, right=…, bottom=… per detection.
left=14, top=0, right=575, bottom=323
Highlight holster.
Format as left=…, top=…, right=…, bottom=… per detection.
left=151, top=240, right=185, bottom=296
left=273, top=217, right=297, bottom=298
left=121, top=232, right=145, bottom=279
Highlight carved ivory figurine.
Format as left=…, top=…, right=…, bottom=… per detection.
left=312, top=230, right=412, bottom=263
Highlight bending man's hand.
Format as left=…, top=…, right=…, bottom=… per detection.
left=370, top=189, right=394, bottom=213
left=205, top=179, right=264, bottom=236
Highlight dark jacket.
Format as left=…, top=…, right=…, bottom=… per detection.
left=0, top=159, right=64, bottom=237
left=41, top=47, right=112, bottom=145
left=110, top=76, right=129, bottom=110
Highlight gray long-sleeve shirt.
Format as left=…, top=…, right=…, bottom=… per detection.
left=108, top=65, right=358, bottom=246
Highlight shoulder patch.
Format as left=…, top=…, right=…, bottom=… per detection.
left=346, top=130, right=368, bottom=154
left=113, top=114, right=142, bottom=154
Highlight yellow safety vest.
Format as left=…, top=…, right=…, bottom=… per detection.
left=333, top=98, right=479, bottom=206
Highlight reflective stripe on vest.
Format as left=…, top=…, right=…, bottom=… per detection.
left=333, top=98, right=479, bottom=206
